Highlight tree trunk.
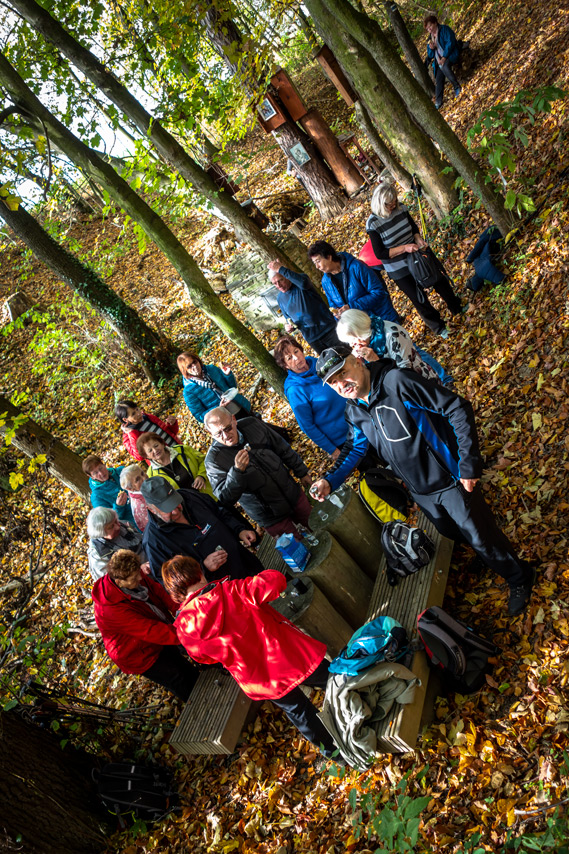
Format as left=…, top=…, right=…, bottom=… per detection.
left=381, top=1, right=434, bottom=96
left=304, top=0, right=458, bottom=218
left=0, top=395, right=90, bottom=501
left=354, top=99, right=412, bottom=190
left=7, top=0, right=301, bottom=273
left=0, top=710, right=106, bottom=854
left=201, top=0, right=347, bottom=220
left=319, top=0, right=512, bottom=234
left=0, top=53, right=287, bottom=396
left=0, top=199, right=175, bottom=384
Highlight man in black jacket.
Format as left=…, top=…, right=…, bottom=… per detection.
left=204, top=409, right=313, bottom=540
left=311, top=347, right=535, bottom=616
left=140, top=477, right=262, bottom=581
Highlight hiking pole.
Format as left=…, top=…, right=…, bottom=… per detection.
left=411, top=174, right=428, bottom=240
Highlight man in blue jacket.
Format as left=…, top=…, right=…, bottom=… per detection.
left=307, top=241, right=400, bottom=324
left=424, top=14, right=462, bottom=109
left=311, top=347, right=535, bottom=616
left=83, top=454, right=135, bottom=527
left=267, top=260, right=339, bottom=354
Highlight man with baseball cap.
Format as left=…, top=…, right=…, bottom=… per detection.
left=140, top=476, right=263, bottom=582
left=311, top=347, right=535, bottom=616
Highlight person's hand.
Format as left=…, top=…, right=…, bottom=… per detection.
left=353, top=344, right=377, bottom=362
left=116, top=491, right=128, bottom=506
left=310, top=479, right=331, bottom=501
left=239, top=530, right=257, bottom=546
left=165, top=415, right=177, bottom=426
left=330, top=448, right=341, bottom=461
left=192, top=476, right=206, bottom=490
left=337, top=304, right=350, bottom=315
left=234, top=449, right=250, bottom=472
left=268, top=259, right=281, bottom=272
left=220, top=363, right=232, bottom=375
left=404, top=243, right=419, bottom=253
left=140, top=562, right=151, bottom=575
left=437, top=56, right=446, bottom=66
left=285, top=321, right=295, bottom=333
left=203, top=550, right=228, bottom=572
left=415, top=236, right=428, bottom=249
left=300, top=474, right=313, bottom=488
left=460, top=477, right=478, bottom=493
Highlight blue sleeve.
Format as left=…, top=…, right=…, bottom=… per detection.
left=209, top=365, right=251, bottom=413
left=351, top=262, right=399, bottom=322
left=278, top=266, right=311, bottom=290
left=325, top=423, right=369, bottom=491
left=183, top=383, right=207, bottom=423
left=287, top=388, right=337, bottom=455
left=321, top=276, right=342, bottom=309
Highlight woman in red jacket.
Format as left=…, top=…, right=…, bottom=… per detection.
left=92, top=550, right=198, bottom=701
left=162, top=556, right=341, bottom=759
left=115, top=399, right=181, bottom=462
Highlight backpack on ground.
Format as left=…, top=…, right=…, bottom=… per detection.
left=406, top=247, right=449, bottom=291
left=95, top=762, right=180, bottom=827
left=358, top=467, right=411, bottom=525
left=381, top=521, right=435, bottom=586
left=329, top=615, right=408, bottom=676
left=417, top=606, right=500, bottom=693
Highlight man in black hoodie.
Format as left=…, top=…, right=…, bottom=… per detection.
left=311, top=347, right=535, bottom=616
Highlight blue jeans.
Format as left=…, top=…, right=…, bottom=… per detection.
left=416, top=346, right=454, bottom=386
left=272, top=659, right=337, bottom=754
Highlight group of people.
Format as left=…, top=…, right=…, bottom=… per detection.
left=81, top=175, right=534, bottom=764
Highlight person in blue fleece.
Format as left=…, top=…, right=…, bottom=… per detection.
left=82, top=454, right=135, bottom=527
left=307, top=240, right=400, bottom=324
left=275, top=335, right=347, bottom=461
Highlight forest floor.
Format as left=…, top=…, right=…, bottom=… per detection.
left=1, top=0, right=569, bottom=851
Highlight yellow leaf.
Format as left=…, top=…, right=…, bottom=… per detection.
left=532, top=413, right=542, bottom=430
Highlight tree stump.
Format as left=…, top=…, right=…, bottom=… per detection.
left=270, top=577, right=353, bottom=656
left=309, top=484, right=383, bottom=579
left=292, top=531, right=373, bottom=628
left=5, top=291, right=44, bottom=322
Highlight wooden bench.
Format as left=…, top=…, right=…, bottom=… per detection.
left=365, top=512, right=453, bottom=753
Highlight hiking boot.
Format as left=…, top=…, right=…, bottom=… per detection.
left=507, top=566, right=536, bottom=616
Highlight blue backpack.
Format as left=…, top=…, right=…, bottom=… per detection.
left=328, top=616, right=408, bottom=676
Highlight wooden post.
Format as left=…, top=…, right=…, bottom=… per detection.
left=314, top=44, right=358, bottom=106
left=299, top=108, right=364, bottom=196
left=271, top=577, right=354, bottom=656
left=310, top=485, right=383, bottom=579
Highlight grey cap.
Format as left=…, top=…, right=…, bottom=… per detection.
left=140, top=476, right=182, bottom=512
left=315, top=345, right=352, bottom=383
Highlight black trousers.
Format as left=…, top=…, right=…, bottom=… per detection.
left=435, top=61, right=460, bottom=107
left=392, top=272, right=461, bottom=333
left=142, top=645, right=199, bottom=701
left=272, top=659, right=337, bottom=754
left=412, top=482, right=530, bottom=587
left=307, top=326, right=341, bottom=355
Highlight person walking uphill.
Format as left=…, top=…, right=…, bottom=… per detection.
left=162, top=556, right=342, bottom=761
left=311, top=347, right=535, bottom=616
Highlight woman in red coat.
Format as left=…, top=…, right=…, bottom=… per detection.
left=92, top=550, right=197, bottom=700
left=162, top=556, right=341, bottom=759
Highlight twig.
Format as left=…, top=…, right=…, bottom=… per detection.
left=514, top=796, right=569, bottom=816
left=67, top=627, right=99, bottom=638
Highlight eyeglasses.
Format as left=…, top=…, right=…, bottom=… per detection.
left=210, top=422, right=234, bottom=440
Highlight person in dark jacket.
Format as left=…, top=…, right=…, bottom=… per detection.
left=267, top=259, right=340, bottom=354
left=82, top=454, right=135, bottom=527
left=204, top=409, right=313, bottom=540
left=92, top=549, right=198, bottom=701
left=466, top=225, right=505, bottom=292
left=307, top=240, right=400, bottom=324
left=424, top=14, right=462, bottom=109
left=140, top=476, right=262, bottom=581
left=311, top=346, right=535, bottom=617
left=366, top=183, right=462, bottom=337
left=275, top=334, right=348, bottom=459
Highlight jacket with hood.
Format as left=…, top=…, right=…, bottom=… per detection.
left=426, top=23, right=460, bottom=75
left=147, top=444, right=214, bottom=498
left=89, top=466, right=135, bottom=526
left=204, top=417, right=308, bottom=528
left=174, top=569, right=326, bottom=700
left=326, top=359, right=483, bottom=496
left=142, top=488, right=259, bottom=581
left=182, top=365, right=251, bottom=423
left=92, top=572, right=179, bottom=674
left=275, top=266, right=337, bottom=345
left=87, top=522, right=146, bottom=581
left=121, top=412, right=180, bottom=462
left=320, top=252, right=399, bottom=322
left=284, top=356, right=347, bottom=455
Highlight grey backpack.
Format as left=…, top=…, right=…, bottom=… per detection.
left=381, top=521, right=435, bottom=586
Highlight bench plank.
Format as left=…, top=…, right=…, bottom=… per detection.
left=366, top=513, right=453, bottom=753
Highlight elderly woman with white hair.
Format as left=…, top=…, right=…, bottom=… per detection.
left=337, top=309, right=453, bottom=386
left=266, top=259, right=340, bottom=353
left=366, top=183, right=462, bottom=338
left=86, top=506, right=147, bottom=580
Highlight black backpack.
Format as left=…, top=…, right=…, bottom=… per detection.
left=358, top=467, right=411, bottom=525
left=417, top=606, right=500, bottom=693
left=95, top=762, right=180, bottom=827
left=381, top=521, right=435, bottom=586
left=406, top=247, right=446, bottom=291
